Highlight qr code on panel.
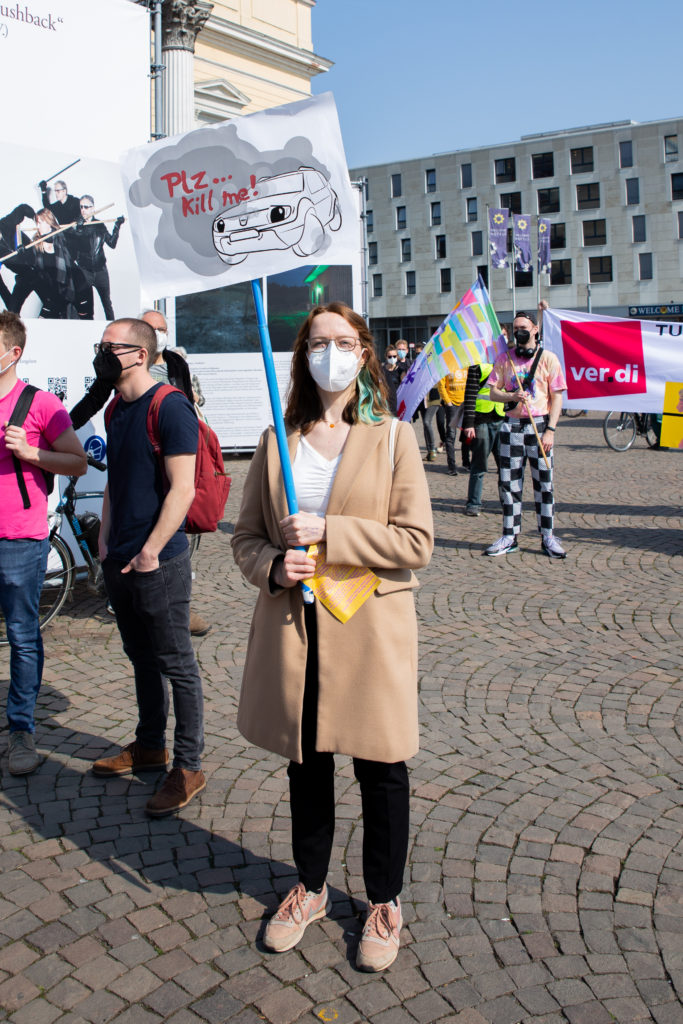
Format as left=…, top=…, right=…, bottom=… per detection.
left=47, top=377, right=68, bottom=402
left=84, top=376, right=96, bottom=391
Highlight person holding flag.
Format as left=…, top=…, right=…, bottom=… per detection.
left=231, top=302, right=433, bottom=972
left=483, top=309, right=568, bottom=558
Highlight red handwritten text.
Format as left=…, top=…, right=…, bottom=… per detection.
left=160, top=171, right=259, bottom=217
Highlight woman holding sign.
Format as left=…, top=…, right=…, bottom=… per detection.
left=232, top=303, right=433, bottom=972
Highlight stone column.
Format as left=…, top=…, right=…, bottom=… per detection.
left=162, top=0, right=213, bottom=137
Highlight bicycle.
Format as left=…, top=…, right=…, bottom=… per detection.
left=603, top=411, right=659, bottom=451
left=0, top=454, right=107, bottom=646
left=1, top=457, right=202, bottom=645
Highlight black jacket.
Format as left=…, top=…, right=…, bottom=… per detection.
left=71, top=219, right=121, bottom=272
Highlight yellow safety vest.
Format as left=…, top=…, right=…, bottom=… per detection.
left=475, top=362, right=505, bottom=416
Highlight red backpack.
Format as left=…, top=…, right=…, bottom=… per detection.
left=105, top=384, right=230, bottom=534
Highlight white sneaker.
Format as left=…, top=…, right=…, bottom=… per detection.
left=484, top=536, right=519, bottom=557
left=541, top=534, right=567, bottom=559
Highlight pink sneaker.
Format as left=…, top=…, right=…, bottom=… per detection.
left=263, top=882, right=330, bottom=952
left=356, top=898, right=402, bottom=971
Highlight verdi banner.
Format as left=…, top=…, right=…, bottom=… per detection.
left=538, top=217, right=551, bottom=275
left=512, top=214, right=532, bottom=272
left=120, top=93, right=360, bottom=300
left=543, top=308, right=683, bottom=412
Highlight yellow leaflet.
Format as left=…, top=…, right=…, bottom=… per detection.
left=307, top=543, right=379, bottom=624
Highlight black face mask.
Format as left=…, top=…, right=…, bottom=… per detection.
left=93, top=349, right=123, bottom=384
left=514, top=328, right=536, bottom=358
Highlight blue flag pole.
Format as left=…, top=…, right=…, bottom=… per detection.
left=250, top=278, right=313, bottom=600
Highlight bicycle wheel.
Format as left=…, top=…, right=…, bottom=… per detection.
left=39, top=534, right=74, bottom=630
left=643, top=415, right=659, bottom=448
left=0, top=534, right=73, bottom=647
left=603, top=411, right=637, bottom=451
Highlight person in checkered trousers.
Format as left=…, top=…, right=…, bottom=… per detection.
left=483, top=306, right=567, bottom=559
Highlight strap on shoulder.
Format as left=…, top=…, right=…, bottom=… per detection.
left=9, top=384, right=39, bottom=510
left=389, top=417, right=398, bottom=472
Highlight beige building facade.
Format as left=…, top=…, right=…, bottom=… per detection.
left=351, top=117, right=683, bottom=352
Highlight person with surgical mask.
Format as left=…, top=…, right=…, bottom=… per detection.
left=232, top=302, right=433, bottom=974
left=381, top=345, right=401, bottom=415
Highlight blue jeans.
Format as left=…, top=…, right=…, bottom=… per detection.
left=466, top=420, right=503, bottom=510
left=0, top=537, right=49, bottom=733
left=103, top=549, right=204, bottom=770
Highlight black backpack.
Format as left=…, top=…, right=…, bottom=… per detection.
left=8, top=384, right=55, bottom=509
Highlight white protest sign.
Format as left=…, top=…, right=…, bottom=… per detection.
left=121, top=93, right=359, bottom=299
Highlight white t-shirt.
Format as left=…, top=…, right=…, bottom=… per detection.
left=292, top=435, right=342, bottom=516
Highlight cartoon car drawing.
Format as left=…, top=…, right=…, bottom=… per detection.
left=212, top=167, right=341, bottom=265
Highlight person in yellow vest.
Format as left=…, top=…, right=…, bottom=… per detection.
left=461, top=361, right=506, bottom=515
left=437, top=368, right=468, bottom=475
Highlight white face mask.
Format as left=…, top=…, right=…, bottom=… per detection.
left=308, top=345, right=363, bottom=393
left=0, top=350, right=17, bottom=376
left=155, top=329, right=168, bottom=352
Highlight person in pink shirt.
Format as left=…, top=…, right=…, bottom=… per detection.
left=0, top=312, right=86, bottom=774
left=483, top=308, right=567, bottom=559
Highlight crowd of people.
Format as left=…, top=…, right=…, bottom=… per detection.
left=380, top=302, right=568, bottom=559
left=0, top=178, right=125, bottom=320
left=0, top=297, right=568, bottom=976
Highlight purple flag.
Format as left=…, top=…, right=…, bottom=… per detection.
left=513, top=214, right=532, bottom=272
left=538, top=217, right=551, bottom=275
left=488, top=208, right=508, bottom=269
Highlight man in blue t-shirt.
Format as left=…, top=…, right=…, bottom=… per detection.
left=91, top=317, right=205, bottom=817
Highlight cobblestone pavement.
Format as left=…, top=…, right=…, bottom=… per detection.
left=0, top=414, right=682, bottom=1024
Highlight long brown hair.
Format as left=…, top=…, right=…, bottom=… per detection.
left=33, top=208, right=59, bottom=252
left=284, top=302, right=389, bottom=431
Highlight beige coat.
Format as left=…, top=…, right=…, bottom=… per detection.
left=231, top=418, right=434, bottom=764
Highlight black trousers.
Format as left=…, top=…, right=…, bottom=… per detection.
left=287, top=603, right=410, bottom=904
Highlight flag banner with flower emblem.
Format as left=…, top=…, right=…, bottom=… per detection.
left=513, top=214, right=532, bottom=272
left=396, top=277, right=507, bottom=421
left=488, top=208, right=509, bottom=269
left=538, top=217, right=551, bottom=275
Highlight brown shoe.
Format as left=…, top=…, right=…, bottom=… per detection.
left=92, top=741, right=169, bottom=777
left=189, top=610, right=211, bottom=637
left=146, top=767, right=206, bottom=817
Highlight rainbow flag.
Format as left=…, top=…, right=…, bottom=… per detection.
left=396, top=277, right=506, bottom=421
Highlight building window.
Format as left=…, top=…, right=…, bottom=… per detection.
left=435, top=235, right=446, bottom=259
left=372, top=273, right=382, bottom=298
left=461, top=163, right=472, bottom=188
left=431, top=201, right=441, bottom=226
left=500, top=191, right=522, bottom=214
left=570, top=146, right=594, bottom=173
left=405, top=270, right=416, bottom=295
left=368, top=241, right=377, bottom=266
left=632, top=215, right=646, bottom=243
left=425, top=168, right=437, bottom=193
left=639, top=253, right=653, bottom=280
left=550, top=259, right=572, bottom=285
left=583, top=219, right=607, bottom=246
left=366, top=209, right=373, bottom=233
left=401, top=238, right=411, bottom=262
left=440, top=268, right=451, bottom=293
left=576, top=183, right=600, bottom=210
left=391, top=173, right=402, bottom=198
left=532, top=151, right=554, bottom=178
left=396, top=206, right=406, bottom=230
left=538, top=187, right=560, bottom=214
left=515, top=269, right=533, bottom=288
left=665, top=135, right=679, bottom=162
left=472, top=230, right=483, bottom=257
left=495, top=157, right=516, bottom=183
left=477, top=265, right=488, bottom=287
left=626, top=178, right=640, bottom=205
left=466, top=197, right=478, bottom=222
left=619, top=140, right=633, bottom=168
left=589, top=256, right=613, bottom=283
left=672, top=173, right=683, bottom=200
left=678, top=211, right=683, bottom=239
left=550, top=222, right=566, bottom=249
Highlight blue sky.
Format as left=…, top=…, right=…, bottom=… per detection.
left=311, top=0, right=682, bottom=170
